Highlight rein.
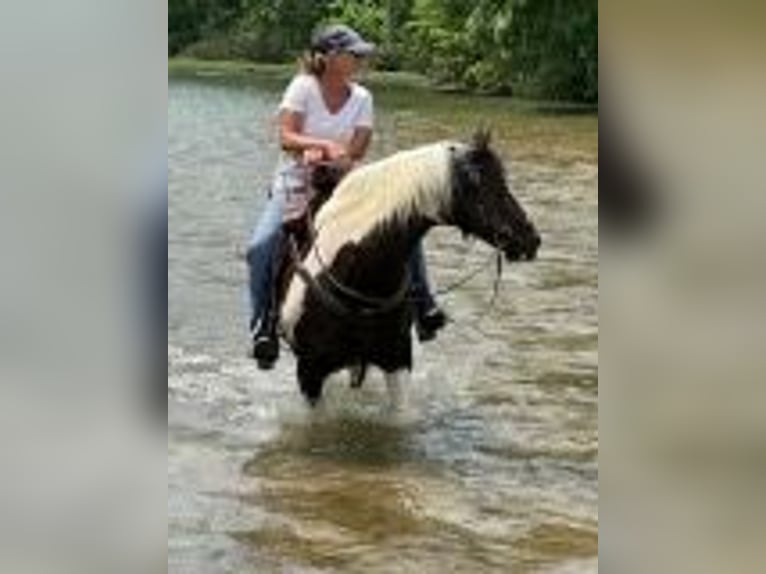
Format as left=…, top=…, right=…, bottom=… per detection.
left=289, top=232, right=411, bottom=318
left=420, top=244, right=505, bottom=320
left=430, top=245, right=503, bottom=299
left=287, top=166, right=411, bottom=318
left=309, top=237, right=411, bottom=315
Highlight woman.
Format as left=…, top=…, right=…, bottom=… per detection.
left=247, top=24, right=446, bottom=368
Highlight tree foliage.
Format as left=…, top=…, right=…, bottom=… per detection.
left=169, top=0, right=597, bottom=103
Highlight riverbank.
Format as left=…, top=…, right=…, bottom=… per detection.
left=169, top=58, right=433, bottom=90
left=168, top=58, right=597, bottom=114
left=169, top=58, right=598, bottom=166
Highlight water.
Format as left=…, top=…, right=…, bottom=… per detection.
left=168, top=72, right=598, bottom=573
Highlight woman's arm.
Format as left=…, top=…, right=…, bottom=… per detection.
left=346, top=127, right=372, bottom=161
left=280, top=111, right=373, bottom=159
left=279, top=110, right=344, bottom=157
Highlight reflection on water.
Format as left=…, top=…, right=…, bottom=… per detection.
left=169, top=71, right=598, bottom=573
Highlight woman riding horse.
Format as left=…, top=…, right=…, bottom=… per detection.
left=246, top=24, right=446, bottom=369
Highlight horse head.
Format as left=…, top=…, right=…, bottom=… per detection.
left=449, top=130, right=540, bottom=261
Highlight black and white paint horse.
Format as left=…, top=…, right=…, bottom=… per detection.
left=280, top=132, right=540, bottom=405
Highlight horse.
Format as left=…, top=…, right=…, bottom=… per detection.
left=277, top=131, right=541, bottom=405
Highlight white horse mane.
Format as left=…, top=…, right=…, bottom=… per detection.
left=314, top=141, right=459, bottom=242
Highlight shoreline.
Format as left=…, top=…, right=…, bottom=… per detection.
left=168, top=58, right=433, bottom=89
left=168, top=58, right=598, bottom=114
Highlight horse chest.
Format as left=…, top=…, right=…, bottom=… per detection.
left=280, top=250, right=413, bottom=373
left=294, top=289, right=412, bottom=372
left=279, top=236, right=345, bottom=342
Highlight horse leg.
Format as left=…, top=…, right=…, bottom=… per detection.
left=349, top=364, right=368, bottom=389
left=384, top=370, right=410, bottom=411
left=297, top=357, right=329, bottom=407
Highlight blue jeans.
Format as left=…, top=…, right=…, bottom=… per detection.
left=247, top=189, right=285, bottom=330
left=246, top=190, right=437, bottom=329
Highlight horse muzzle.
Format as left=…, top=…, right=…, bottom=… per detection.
left=500, top=229, right=541, bottom=262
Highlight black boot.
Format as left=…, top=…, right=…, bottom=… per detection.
left=415, top=305, right=448, bottom=342
left=251, top=313, right=279, bottom=370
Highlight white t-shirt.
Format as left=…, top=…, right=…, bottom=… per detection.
left=274, top=74, right=374, bottom=188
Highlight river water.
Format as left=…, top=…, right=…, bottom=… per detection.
left=168, top=71, right=598, bottom=573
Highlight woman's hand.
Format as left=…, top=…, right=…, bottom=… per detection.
left=302, top=147, right=325, bottom=166
left=322, top=141, right=349, bottom=162
left=302, top=141, right=346, bottom=165
left=302, top=141, right=353, bottom=172
left=323, top=142, right=354, bottom=172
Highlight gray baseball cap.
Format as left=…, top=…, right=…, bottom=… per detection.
left=311, top=24, right=376, bottom=57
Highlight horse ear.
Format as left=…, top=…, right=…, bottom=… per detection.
left=472, top=127, right=492, bottom=152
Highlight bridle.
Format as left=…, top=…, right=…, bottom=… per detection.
left=289, top=230, right=411, bottom=319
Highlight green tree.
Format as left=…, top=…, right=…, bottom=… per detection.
left=227, top=0, right=332, bottom=61
left=168, top=0, right=598, bottom=103
left=508, top=0, right=597, bottom=102
left=404, top=0, right=475, bottom=84
left=169, top=0, right=241, bottom=56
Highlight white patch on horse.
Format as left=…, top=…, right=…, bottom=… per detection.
left=385, top=370, right=410, bottom=411
left=280, top=142, right=460, bottom=339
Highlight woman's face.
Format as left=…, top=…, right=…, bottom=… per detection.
left=326, top=52, right=365, bottom=80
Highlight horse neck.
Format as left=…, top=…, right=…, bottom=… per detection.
left=333, top=214, right=434, bottom=298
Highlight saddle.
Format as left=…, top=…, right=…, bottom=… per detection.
left=281, top=162, right=346, bottom=237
